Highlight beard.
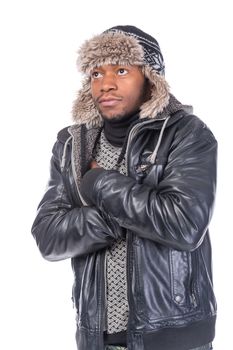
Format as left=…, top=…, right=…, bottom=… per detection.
left=99, top=108, right=140, bottom=122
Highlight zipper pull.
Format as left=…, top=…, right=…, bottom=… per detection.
left=135, top=163, right=151, bottom=183
left=135, top=163, right=152, bottom=173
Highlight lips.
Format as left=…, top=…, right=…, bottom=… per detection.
left=98, top=95, right=122, bottom=107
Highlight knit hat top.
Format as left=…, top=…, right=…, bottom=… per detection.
left=105, top=25, right=165, bottom=75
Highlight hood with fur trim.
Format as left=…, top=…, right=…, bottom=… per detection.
left=72, top=30, right=182, bottom=128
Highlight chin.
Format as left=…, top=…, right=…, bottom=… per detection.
left=101, top=111, right=133, bottom=122
left=102, top=114, right=122, bottom=120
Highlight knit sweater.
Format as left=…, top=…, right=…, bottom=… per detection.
left=93, top=130, right=128, bottom=335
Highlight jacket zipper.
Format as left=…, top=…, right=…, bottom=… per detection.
left=102, top=250, right=107, bottom=332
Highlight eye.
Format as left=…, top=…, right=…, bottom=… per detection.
left=118, top=68, right=128, bottom=76
left=91, top=71, right=103, bottom=79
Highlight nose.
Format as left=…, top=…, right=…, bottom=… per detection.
left=100, top=72, right=117, bottom=92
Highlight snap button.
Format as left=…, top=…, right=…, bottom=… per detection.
left=175, top=294, right=182, bottom=303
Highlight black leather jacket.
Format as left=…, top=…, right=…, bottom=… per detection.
left=32, top=110, right=217, bottom=350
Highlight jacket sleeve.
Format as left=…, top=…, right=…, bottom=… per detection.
left=80, top=116, right=217, bottom=251
left=31, top=139, right=123, bottom=262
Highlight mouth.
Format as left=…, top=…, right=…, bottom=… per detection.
left=98, top=95, right=122, bottom=107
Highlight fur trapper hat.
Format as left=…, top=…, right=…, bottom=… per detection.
left=72, top=25, right=170, bottom=127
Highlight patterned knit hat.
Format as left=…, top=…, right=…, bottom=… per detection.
left=78, top=25, right=165, bottom=76
left=73, top=25, right=170, bottom=127
left=105, top=25, right=165, bottom=75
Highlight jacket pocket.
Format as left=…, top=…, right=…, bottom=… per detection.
left=169, top=249, right=198, bottom=309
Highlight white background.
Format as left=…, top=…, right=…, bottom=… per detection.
left=0, top=1, right=232, bottom=349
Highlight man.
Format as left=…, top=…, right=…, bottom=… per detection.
left=32, top=25, right=217, bottom=350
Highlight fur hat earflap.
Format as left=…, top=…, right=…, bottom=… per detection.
left=140, top=65, right=170, bottom=119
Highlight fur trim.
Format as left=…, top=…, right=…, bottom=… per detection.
left=140, top=66, right=170, bottom=119
left=77, top=31, right=144, bottom=74
left=72, top=76, right=102, bottom=128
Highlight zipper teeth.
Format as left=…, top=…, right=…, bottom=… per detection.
left=126, top=231, right=132, bottom=331
left=103, top=250, right=107, bottom=331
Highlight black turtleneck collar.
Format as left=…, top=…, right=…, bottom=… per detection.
left=103, top=112, right=139, bottom=147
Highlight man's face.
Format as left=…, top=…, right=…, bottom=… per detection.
left=91, top=64, right=148, bottom=121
